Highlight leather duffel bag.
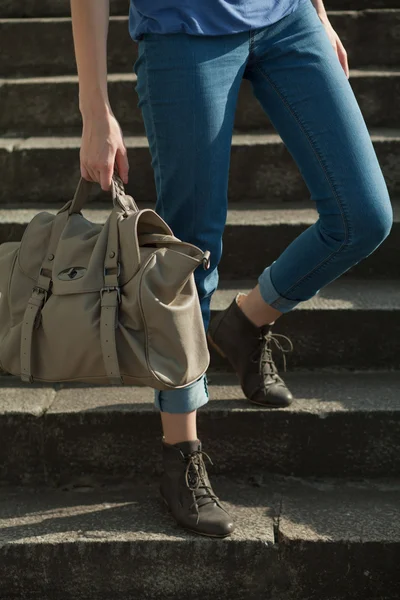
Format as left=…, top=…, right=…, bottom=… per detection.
left=0, top=173, right=210, bottom=388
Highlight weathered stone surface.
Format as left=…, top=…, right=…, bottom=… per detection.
left=1, top=12, right=400, bottom=77
left=0, top=478, right=399, bottom=600
left=0, top=18, right=135, bottom=77
left=0, top=0, right=130, bottom=17
left=0, top=132, right=399, bottom=203
left=1, top=70, right=399, bottom=136
left=0, top=380, right=56, bottom=486
left=329, top=9, right=400, bottom=68
left=0, top=74, right=141, bottom=136
left=0, top=479, right=280, bottom=600
left=0, top=380, right=55, bottom=415
left=0, top=381, right=54, bottom=485
left=276, top=478, right=400, bottom=600
left=1, top=371, right=400, bottom=485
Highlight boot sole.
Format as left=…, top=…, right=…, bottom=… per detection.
left=160, top=494, right=233, bottom=539
left=247, top=396, right=293, bottom=409
left=208, top=333, right=292, bottom=409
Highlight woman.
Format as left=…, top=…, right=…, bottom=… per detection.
left=70, top=0, right=392, bottom=538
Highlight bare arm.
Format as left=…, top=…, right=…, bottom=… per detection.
left=70, top=0, right=129, bottom=189
left=310, top=0, right=329, bottom=22
left=70, top=0, right=111, bottom=115
left=310, top=0, right=349, bottom=78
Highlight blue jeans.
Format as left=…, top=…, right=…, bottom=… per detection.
left=133, top=0, right=392, bottom=414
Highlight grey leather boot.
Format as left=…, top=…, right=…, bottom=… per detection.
left=208, top=294, right=293, bottom=407
left=160, top=439, right=235, bottom=538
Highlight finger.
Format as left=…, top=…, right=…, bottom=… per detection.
left=99, top=158, right=115, bottom=191
left=80, top=148, right=99, bottom=183
left=115, top=146, right=130, bottom=184
left=86, top=165, right=101, bottom=184
left=80, top=164, right=92, bottom=182
left=337, top=40, right=349, bottom=78
left=81, top=163, right=99, bottom=184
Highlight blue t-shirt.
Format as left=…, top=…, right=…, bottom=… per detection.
left=129, top=0, right=307, bottom=41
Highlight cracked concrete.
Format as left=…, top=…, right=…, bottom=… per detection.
left=0, top=477, right=398, bottom=599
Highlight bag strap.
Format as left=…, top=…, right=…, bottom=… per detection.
left=64, top=171, right=138, bottom=216
left=20, top=212, right=69, bottom=383
left=100, top=211, right=123, bottom=385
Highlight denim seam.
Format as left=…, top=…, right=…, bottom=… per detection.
left=254, top=64, right=352, bottom=300
left=143, top=39, right=165, bottom=218
left=249, top=30, right=255, bottom=55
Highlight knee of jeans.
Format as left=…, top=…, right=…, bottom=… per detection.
left=352, top=196, right=393, bottom=258
left=318, top=211, right=348, bottom=249
left=319, top=191, right=393, bottom=260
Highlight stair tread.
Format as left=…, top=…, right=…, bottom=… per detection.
left=0, top=200, right=399, bottom=224
left=1, top=128, right=400, bottom=149
left=1, top=8, right=400, bottom=21
left=1, top=0, right=399, bottom=18
left=2, top=68, right=400, bottom=85
left=1, top=371, right=400, bottom=416
left=0, top=477, right=399, bottom=546
left=212, top=279, right=400, bottom=311
left=0, top=478, right=275, bottom=545
left=0, top=10, right=394, bottom=23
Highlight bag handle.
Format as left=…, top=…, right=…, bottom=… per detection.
left=67, top=169, right=138, bottom=215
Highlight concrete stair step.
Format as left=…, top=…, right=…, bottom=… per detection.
left=1, top=69, right=399, bottom=136
left=1, top=0, right=398, bottom=17
left=1, top=11, right=400, bottom=76
left=0, top=0, right=130, bottom=18
left=0, top=477, right=399, bottom=599
left=2, top=69, right=399, bottom=136
left=1, top=371, right=400, bottom=486
left=0, top=202, right=399, bottom=279
left=0, top=129, right=399, bottom=203
left=211, top=278, right=400, bottom=369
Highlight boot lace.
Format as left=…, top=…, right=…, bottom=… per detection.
left=183, top=450, right=220, bottom=525
left=258, top=330, right=293, bottom=383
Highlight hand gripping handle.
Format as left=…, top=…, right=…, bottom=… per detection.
left=68, top=168, right=138, bottom=215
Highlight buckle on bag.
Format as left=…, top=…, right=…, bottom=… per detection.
left=32, top=286, right=49, bottom=304
left=100, top=286, right=121, bottom=303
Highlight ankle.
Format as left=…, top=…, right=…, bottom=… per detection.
left=237, top=287, right=281, bottom=328
left=160, top=411, right=198, bottom=447
left=162, top=435, right=199, bottom=447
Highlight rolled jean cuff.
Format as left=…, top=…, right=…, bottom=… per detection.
left=258, top=264, right=301, bottom=313
left=154, top=374, right=209, bottom=413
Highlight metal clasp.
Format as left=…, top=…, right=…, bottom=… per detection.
left=100, top=286, right=121, bottom=303
left=32, top=286, right=49, bottom=304
left=202, top=251, right=211, bottom=270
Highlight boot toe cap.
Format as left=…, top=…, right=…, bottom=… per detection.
left=251, top=383, right=293, bottom=408
left=188, top=507, right=235, bottom=538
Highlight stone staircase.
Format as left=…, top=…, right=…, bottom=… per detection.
left=1, top=1, right=400, bottom=599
